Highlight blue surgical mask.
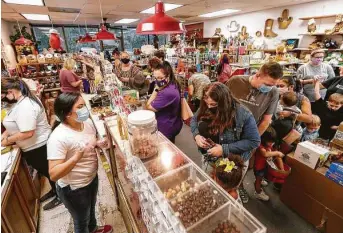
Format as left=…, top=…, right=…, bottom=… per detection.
left=156, top=79, right=168, bottom=88
left=258, top=84, right=273, bottom=93
left=75, top=106, right=90, bottom=122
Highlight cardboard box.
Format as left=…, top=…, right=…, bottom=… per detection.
left=294, top=141, right=330, bottom=169
left=325, top=170, right=343, bottom=186
left=331, top=122, right=343, bottom=150
left=328, top=163, right=343, bottom=176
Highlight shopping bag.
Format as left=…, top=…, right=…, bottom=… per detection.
left=181, top=98, right=193, bottom=121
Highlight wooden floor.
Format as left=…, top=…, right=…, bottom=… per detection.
left=38, top=156, right=128, bottom=233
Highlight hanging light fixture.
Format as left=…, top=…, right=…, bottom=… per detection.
left=95, top=0, right=117, bottom=40
left=79, top=20, right=96, bottom=43
left=14, top=20, right=33, bottom=45
left=136, top=1, right=186, bottom=35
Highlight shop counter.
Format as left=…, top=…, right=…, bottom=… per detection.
left=280, top=154, right=343, bottom=233
left=1, top=148, right=40, bottom=233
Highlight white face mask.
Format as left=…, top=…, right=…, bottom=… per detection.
left=278, top=87, right=288, bottom=95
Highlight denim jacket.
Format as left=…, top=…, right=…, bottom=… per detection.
left=190, top=104, right=260, bottom=161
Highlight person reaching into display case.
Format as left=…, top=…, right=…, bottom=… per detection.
left=297, top=49, right=335, bottom=102
left=60, top=58, right=83, bottom=93
left=1, top=78, right=62, bottom=210
left=190, top=82, right=260, bottom=183
left=146, top=61, right=183, bottom=143
left=47, top=93, right=112, bottom=233
left=217, top=53, right=233, bottom=83
left=114, top=51, right=148, bottom=96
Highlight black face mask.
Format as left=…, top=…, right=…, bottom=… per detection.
left=121, top=58, right=130, bottom=64
left=208, top=107, right=218, bottom=114
left=1, top=96, right=17, bottom=104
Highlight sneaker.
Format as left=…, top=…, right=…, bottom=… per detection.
left=92, top=225, right=113, bottom=233
left=254, top=190, right=270, bottom=201
left=261, top=179, right=269, bottom=187
left=238, top=187, right=249, bottom=204
left=43, top=197, right=62, bottom=211
left=40, top=190, right=55, bottom=203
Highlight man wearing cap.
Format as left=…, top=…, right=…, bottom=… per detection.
left=297, top=49, right=335, bottom=102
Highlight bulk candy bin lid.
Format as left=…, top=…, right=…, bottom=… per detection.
left=128, top=110, right=156, bottom=125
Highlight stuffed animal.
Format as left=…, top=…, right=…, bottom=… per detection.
left=275, top=44, right=288, bottom=61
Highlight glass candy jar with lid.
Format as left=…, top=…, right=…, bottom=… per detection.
left=128, top=110, right=159, bottom=160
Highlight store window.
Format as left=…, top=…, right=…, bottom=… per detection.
left=32, top=26, right=66, bottom=53
left=148, top=35, right=167, bottom=47
left=123, top=28, right=149, bottom=52
left=102, top=28, right=122, bottom=54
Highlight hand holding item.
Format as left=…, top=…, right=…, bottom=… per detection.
left=96, top=137, right=110, bottom=149
left=277, top=151, right=285, bottom=158
left=195, top=135, right=210, bottom=148
left=207, top=144, right=223, bottom=157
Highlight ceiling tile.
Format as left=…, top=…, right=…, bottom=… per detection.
left=49, top=12, right=79, bottom=19
left=44, top=0, right=84, bottom=9
left=81, top=3, right=114, bottom=14
left=8, top=4, right=49, bottom=14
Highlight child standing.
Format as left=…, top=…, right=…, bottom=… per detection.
left=254, top=127, right=284, bottom=201
left=213, top=154, right=245, bottom=201
left=312, top=80, right=343, bottom=140
left=301, top=115, right=321, bottom=142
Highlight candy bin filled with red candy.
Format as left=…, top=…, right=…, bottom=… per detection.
left=128, top=110, right=159, bottom=160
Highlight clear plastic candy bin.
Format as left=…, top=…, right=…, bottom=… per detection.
left=155, top=164, right=207, bottom=200
left=187, top=201, right=267, bottom=233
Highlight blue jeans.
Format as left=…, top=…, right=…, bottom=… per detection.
left=56, top=175, right=98, bottom=233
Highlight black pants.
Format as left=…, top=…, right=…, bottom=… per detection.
left=56, top=176, right=98, bottom=233
left=22, top=144, right=56, bottom=193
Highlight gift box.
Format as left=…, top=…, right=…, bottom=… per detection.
left=294, top=141, right=330, bottom=169
left=325, top=170, right=343, bottom=186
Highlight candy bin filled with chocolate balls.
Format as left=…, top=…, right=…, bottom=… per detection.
left=128, top=110, right=159, bottom=160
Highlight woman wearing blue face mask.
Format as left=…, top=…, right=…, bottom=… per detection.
left=47, top=93, right=112, bottom=233
left=297, top=49, right=335, bottom=102
left=146, top=61, right=183, bottom=143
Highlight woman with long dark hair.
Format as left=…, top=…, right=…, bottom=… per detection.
left=47, top=93, right=112, bottom=233
left=146, top=61, right=183, bottom=143
left=217, top=53, right=233, bottom=83
left=1, top=78, right=61, bottom=210
left=190, top=82, right=260, bottom=198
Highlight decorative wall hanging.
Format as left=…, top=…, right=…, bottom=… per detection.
left=238, top=26, right=249, bottom=41
left=325, top=14, right=343, bottom=35
left=277, top=9, right=293, bottom=29
left=307, top=18, right=317, bottom=33
left=264, top=19, right=278, bottom=38
left=256, top=31, right=262, bottom=37
left=227, top=21, right=240, bottom=32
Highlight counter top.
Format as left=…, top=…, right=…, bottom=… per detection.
left=1, top=147, right=21, bottom=201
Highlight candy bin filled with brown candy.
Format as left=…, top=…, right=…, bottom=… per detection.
left=155, top=164, right=207, bottom=200
left=128, top=110, right=159, bottom=160
left=144, top=151, right=188, bottom=179
left=187, top=201, right=266, bottom=233
left=169, top=181, right=228, bottom=229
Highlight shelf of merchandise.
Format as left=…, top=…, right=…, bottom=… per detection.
left=17, top=62, right=64, bottom=66
left=298, top=32, right=343, bottom=36
left=299, top=15, right=337, bottom=20
left=291, top=48, right=343, bottom=52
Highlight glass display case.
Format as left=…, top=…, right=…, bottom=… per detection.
left=103, top=116, right=267, bottom=233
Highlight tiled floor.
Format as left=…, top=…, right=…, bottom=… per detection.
left=38, top=157, right=128, bottom=233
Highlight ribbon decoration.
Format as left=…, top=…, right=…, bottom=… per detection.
left=216, top=158, right=237, bottom=173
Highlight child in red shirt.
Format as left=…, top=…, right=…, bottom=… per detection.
left=254, top=127, right=284, bottom=201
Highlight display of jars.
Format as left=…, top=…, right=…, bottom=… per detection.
left=128, top=110, right=159, bottom=160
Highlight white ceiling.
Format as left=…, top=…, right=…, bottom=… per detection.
left=1, top=0, right=320, bottom=26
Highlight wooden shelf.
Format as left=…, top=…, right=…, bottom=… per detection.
left=43, top=87, right=61, bottom=92
left=291, top=48, right=343, bottom=52
left=17, top=62, right=63, bottom=66
left=299, top=15, right=337, bottom=20
left=299, top=32, right=343, bottom=36
left=247, top=49, right=276, bottom=53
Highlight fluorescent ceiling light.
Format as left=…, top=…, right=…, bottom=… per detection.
left=199, top=9, right=240, bottom=17
left=114, top=19, right=139, bottom=24
left=22, top=14, right=50, bottom=21
left=140, top=3, right=183, bottom=14
left=3, top=0, right=44, bottom=6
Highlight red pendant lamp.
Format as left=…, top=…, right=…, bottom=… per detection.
left=95, top=25, right=117, bottom=40
left=78, top=21, right=96, bottom=43
left=14, top=20, right=33, bottom=45
left=136, top=1, right=186, bottom=35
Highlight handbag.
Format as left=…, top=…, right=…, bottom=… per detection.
left=181, top=97, right=193, bottom=121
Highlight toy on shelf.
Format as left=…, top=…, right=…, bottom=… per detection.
left=278, top=9, right=293, bottom=29
left=324, top=38, right=339, bottom=49
left=275, top=44, right=288, bottom=62
left=308, top=18, right=317, bottom=33
left=264, top=19, right=278, bottom=38
left=325, top=14, right=343, bottom=35
left=309, top=37, right=324, bottom=50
